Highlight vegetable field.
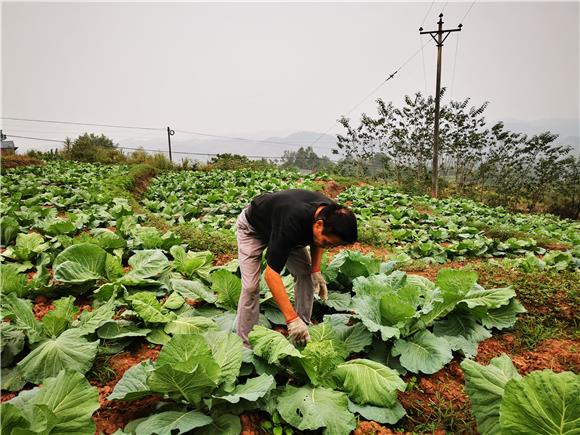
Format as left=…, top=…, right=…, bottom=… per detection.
left=1, top=161, right=578, bottom=435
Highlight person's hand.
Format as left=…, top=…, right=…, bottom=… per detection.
left=311, top=271, right=328, bottom=301
left=287, top=317, right=310, bottom=346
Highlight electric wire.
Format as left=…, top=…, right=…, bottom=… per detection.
left=420, top=0, right=435, bottom=26
left=307, top=36, right=434, bottom=150
left=1, top=117, right=162, bottom=132
left=420, top=0, right=436, bottom=96
left=4, top=134, right=342, bottom=162
left=1, top=117, right=335, bottom=150
left=460, top=0, right=478, bottom=24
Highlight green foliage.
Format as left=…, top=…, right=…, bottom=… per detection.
left=1, top=369, right=100, bottom=434
left=142, top=168, right=325, bottom=229
left=62, top=133, right=126, bottom=163
left=175, top=223, right=238, bottom=255
left=277, top=385, right=356, bottom=435
left=206, top=153, right=276, bottom=170
left=334, top=90, right=579, bottom=217
left=337, top=183, right=579, bottom=261
left=127, top=148, right=175, bottom=169
left=462, top=356, right=580, bottom=435
left=280, top=146, right=333, bottom=170
left=1, top=160, right=577, bottom=435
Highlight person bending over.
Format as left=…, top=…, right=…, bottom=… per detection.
left=235, top=189, right=357, bottom=347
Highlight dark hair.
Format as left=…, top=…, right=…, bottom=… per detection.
left=317, top=203, right=358, bottom=244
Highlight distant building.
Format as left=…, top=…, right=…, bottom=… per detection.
left=1, top=140, right=17, bottom=155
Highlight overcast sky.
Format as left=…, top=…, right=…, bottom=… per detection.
left=1, top=1, right=579, bottom=156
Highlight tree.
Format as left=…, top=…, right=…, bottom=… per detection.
left=207, top=153, right=274, bottom=170
left=440, top=97, right=489, bottom=192
left=334, top=100, right=397, bottom=177
left=281, top=146, right=332, bottom=171
left=333, top=90, right=577, bottom=216
left=62, top=133, right=124, bottom=163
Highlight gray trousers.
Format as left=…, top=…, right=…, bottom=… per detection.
left=235, top=207, right=314, bottom=347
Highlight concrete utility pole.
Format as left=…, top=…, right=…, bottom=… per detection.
left=166, top=127, right=175, bottom=163
left=420, top=14, right=462, bottom=198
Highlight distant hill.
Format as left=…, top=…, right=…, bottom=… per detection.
left=124, top=131, right=338, bottom=162
left=12, top=119, right=579, bottom=159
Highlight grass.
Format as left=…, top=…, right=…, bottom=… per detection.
left=406, top=392, right=476, bottom=434
left=175, top=223, right=238, bottom=256
left=467, top=263, right=579, bottom=349
left=478, top=223, right=530, bottom=242
left=516, top=318, right=568, bottom=349
left=86, top=355, right=117, bottom=385
left=475, top=222, right=571, bottom=249
left=357, top=218, right=394, bottom=248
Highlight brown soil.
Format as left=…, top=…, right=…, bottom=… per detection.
left=32, top=294, right=96, bottom=321
left=106, top=343, right=162, bottom=382
left=214, top=253, right=236, bottom=266
left=553, top=291, right=577, bottom=321
left=398, top=359, right=470, bottom=433
left=354, top=421, right=407, bottom=435
left=73, top=294, right=95, bottom=318
left=1, top=392, right=18, bottom=403
left=112, top=307, right=127, bottom=320
left=477, top=335, right=580, bottom=374
left=0, top=154, right=44, bottom=170
left=412, top=204, right=436, bottom=216
left=93, top=394, right=162, bottom=435
left=317, top=180, right=346, bottom=199
left=327, top=243, right=391, bottom=261
left=240, top=412, right=266, bottom=435
left=538, top=241, right=572, bottom=251
left=404, top=259, right=484, bottom=282
left=184, top=298, right=205, bottom=308
left=33, top=295, right=55, bottom=320
left=92, top=342, right=162, bottom=434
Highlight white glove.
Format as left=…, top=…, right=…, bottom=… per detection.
left=287, top=317, right=310, bottom=346
left=312, top=271, right=328, bottom=301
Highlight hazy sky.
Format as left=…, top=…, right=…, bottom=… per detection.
left=1, top=1, right=579, bottom=156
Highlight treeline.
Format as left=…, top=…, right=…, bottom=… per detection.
left=332, top=89, right=579, bottom=219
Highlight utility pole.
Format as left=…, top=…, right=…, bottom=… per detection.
left=166, top=127, right=175, bottom=163
left=420, top=14, right=462, bottom=198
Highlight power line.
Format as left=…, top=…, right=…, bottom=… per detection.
left=420, top=1, right=436, bottom=27
left=6, top=135, right=64, bottom=143
left=460, top=0, right=478, bottom=24
left=1, top=117, right=335, bottom=150
left=420, top=1, right=436, bottom=96
left=1, top=117, right=162, bottom=132
left=307, top=37, right=435, bottom=150
left=4, top=134, right=341, bottom=162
